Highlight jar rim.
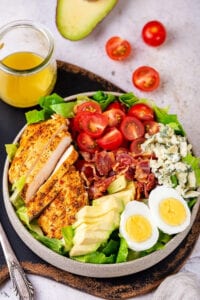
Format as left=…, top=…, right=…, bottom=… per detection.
left=0, top=20, right=55, bottom=75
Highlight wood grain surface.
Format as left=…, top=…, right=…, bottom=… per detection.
left=0, top=61, right=199, bottom=300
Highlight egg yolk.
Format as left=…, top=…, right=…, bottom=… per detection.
left=126, top=215, right=152, bottom=242
left=159, top=197, right=186, bottom=226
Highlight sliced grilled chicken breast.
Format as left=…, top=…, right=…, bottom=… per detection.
left=9, top=115, right=69, bottom=184
left=22, top=127, right=72, bottom=202
left=38, top=165, right=88, bottom=239
left=27, top=145, right=78, bottom=220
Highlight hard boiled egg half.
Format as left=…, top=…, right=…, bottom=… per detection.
left=148, top=186, right=191, bottom=235
left=119, top=201, right=159, bottom=251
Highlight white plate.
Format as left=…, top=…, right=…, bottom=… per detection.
left=3, top=92, right=200, bottom=278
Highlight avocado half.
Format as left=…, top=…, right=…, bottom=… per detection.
left=56, top=0, right=118, bottom=41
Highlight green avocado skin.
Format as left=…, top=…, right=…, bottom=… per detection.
left=56, top=0, right=118, bottom=41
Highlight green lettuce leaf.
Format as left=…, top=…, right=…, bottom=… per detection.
left=50, top=102, right=76, bottom=118
left=25, top=109, right=46, bottom=124
left=25, top=93, right=76, bottom=124
left=61, top=226, right=74, bottom=252
left=5, top=143, right=18, bottom=162
left=31, top=231, right=67, bottom=255
left=92, top=91, right=115, bottom=110
left=10, top=175, right=26, bottom=205
left=73, top=251, right=116, bottom=264
left=182, top=153, right=200, bottom=186
left=118, top=92, right=140, bottom=108
left=17, top=206, right=43, bottom=235
left=39, top=93, right=65, bottom=113
left=116, top=237, right=128, bottom=263
left=153, top=105, right=185, bottom=135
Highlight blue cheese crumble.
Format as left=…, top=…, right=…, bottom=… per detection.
left=142, top=124, right=199, bottom=198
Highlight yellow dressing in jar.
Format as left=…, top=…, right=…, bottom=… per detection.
left=0, top=52, right=56, bottom=107
left=0, top=20, right=57, bottom=108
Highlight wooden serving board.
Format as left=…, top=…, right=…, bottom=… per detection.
left=0, top=61, right=199, bottom=299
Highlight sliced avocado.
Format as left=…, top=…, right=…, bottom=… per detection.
left=107, top=175, right=128, bottom=194
left=70, top=243, right=100, bottom=257
left=75, top=212, right=120, bottom=232
left=72, top=209, right=120, bottom=229
left=93, top=187, right=135, bottom=207
left=73, top=229, right=110, bottom=245
left=56, top=0, right=118, bottom=41
left=76, top=197, right=124, bottom=219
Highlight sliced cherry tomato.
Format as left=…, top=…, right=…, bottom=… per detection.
left=103, top=108, right=125, bottom=127
left=120, top=116, right=145, bottom=141
left=130, top=137, right=146, bottom=155
left=106, top=101, right=127, bottom=112
left=75, top=101, right=101, bottom=114
left=144, top=120, right=160, bottom=135
left=73, top=111, right=89, bottom=132
left=142, top=20, right=167, bottom=47
left=128, top=103, right=154, bottom=121
left=81, top=112, right=108, bottom=138
left=77, top=132, right=99, bottom=153
left=97, top=127, right=123, bottom=150
left=132, top=66, right=160, bottom=92
left=105, top=36, right=131, bottom=61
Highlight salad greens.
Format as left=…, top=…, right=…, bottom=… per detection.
left=6, top=91, right=200, bottom=265
left=25, top=91, right=185, bottom=136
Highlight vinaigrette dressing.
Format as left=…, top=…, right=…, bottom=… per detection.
left=0, top=52, right=56, bottom=107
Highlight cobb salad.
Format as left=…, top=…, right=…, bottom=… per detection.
left=5, top=91, right=200, bottom=264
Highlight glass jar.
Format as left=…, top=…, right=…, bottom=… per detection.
left=0, top=20, right=57, bottom=108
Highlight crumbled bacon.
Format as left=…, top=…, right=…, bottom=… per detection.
left=95, top=151, right=115, bottom=176
left=77, top=148, right=157, bottom=201
left=88, top=175, right=116, bottom=200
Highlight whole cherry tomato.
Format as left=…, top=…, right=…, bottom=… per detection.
left=142, top=20, right=167, bottom=47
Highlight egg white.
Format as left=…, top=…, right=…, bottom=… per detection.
left=148, top=186, right=191, bottom=235
left=119, top=201, right=159, bottom=251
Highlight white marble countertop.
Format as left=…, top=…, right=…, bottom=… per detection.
left=0, top=0, right=200, bottom=299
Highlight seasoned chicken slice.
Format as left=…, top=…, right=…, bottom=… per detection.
left=9, top=115, right=68, bottom=184
left=38, top=166, right=88, bottom=239
left=22, top=127, right=72, bottom=202
left=27, top=145, right=78, bottom=220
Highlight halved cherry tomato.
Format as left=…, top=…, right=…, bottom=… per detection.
left=120, top=116, right=145, bottom=141
left=128, top=103, right=154, bottom=121
left=97, top=127, right=123, bottom=150
left=81, top=112, right=108, bottom=138
left=103, top=108, right=125, bottom=127
left=77, top=132, right=99, bottom=153
left=105, top=36, right=131, bottom=61
left=75, top=101, right=101, bottom=114
left=142, top=20, right=167, bottom=47
left=73, top=111, right=89, bottom=132
left=144, top=120, right=160, bottom=135
left=130, top=137, right=146, bottom=155
left=132, top=66, right=160, bottom=92
left=106, top=101, right=127, bottom=112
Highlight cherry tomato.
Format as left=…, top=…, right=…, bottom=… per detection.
left=77, top=132, right=98, bottom=153
left=128, top=103, right=154, bottom=121
left=105, top=36, right=131, bottom=61
left=106, top=101, right=127, bottom=112
left=132, top=66, right=160, bottom=92
left=130, top=137, right=146, bottom=155
left=75, top=101, right=101, bottom=114
left=120, top=116, right=145, bottom=141
left=73, top=111, right=89, bottom=132
left=144, top=120, right=160, bottom=135
left=142, top=20, right=167, bottom=47
left=97, top=127, right=123, bottom=150
left=103, top=108, right=125, bottom=127
left=81, top=112, right=108, bottom=138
